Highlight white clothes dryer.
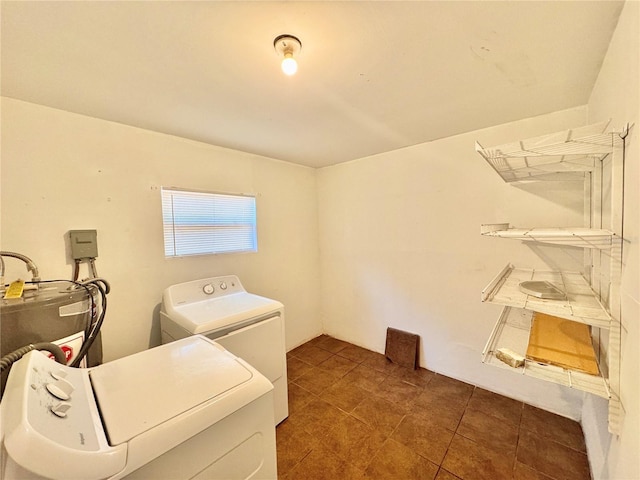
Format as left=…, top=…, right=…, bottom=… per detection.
left=0, top=336, right=277, bottom=480
left=160, top=276, right=288, bottom=425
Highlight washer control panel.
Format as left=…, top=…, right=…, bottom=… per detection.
left=11, top=351, right=105, bottom=451
left=1, top=351, right=127, bottom=479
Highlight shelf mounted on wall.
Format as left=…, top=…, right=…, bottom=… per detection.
left=475, top=120, right=623, bottom=182
left=481, top=306, right=610, bottom=399
left=481, top=264, right=611, bottom=329
left=480, top=224, right=617, bottom=250
left=476, top=121, right=632, bottom=435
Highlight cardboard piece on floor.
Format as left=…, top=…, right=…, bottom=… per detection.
left=526, top=312, right=599, bottom=375
left=385, top=327, right=419, bottom=370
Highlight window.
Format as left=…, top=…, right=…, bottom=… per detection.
left=161, top=187, right=257, bottom=257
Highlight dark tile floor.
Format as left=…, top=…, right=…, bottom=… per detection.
left=276, top=335, right=591, bottom=480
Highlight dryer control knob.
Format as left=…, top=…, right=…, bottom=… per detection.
left=203, top=283, right=215, bottom=295
left=219, top=282, right=227, bottom=290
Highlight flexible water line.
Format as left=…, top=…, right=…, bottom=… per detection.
left=0, top=342, right=66, bottom=372
left=0, top=251, right=41, bottom=282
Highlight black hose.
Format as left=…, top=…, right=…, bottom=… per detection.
left=70, top=278, right=109, bottom=367
left=1, top=342, right=66, bottom=372
left=81, top=277, right=110, bottom=295
left=25, top=278, right=110, bottom=368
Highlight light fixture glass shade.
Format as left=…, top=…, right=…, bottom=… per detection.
left=281, top=56, right=298, bottom=76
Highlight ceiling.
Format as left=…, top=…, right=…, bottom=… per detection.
left=1, top=1, right=625, bottom=168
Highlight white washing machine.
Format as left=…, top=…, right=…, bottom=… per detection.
left=0, top=336, right=277, bottom=480
left=160, top=276, right=288, bottom=425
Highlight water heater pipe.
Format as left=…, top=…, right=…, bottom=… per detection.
left=0, top=251, right=41, bottom=283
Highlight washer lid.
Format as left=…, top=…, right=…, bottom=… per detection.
left=90, top=336, right=254, bottom=445
left=164, top=292, right=283, bottom=334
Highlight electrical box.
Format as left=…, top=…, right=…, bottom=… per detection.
left=69, top=230, right=98, bottom=259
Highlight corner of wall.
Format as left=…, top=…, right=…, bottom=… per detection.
left=582, top=1, right=640, bottom=479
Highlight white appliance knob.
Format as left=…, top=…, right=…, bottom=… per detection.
left=50, top=402, right=72, bottom=418
left=46, top=378, right=74, bottom=400
left=203, top=284, right=215, bottom=295
left=220, top=282, right=227, bottom=290
left=50, top=369, right=68, bottom=380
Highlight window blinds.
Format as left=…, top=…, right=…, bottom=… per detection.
left=161, top=188, right=257, bottom=257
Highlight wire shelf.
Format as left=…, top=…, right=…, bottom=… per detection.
left=482, top=306, right=610, bottom=398
left=476, top=121, right=631, bottom=435
left=475, top=121, right=619, bottom=183
left=480, top=224, right=617, bottom=249
left=481, top=264, right=611, bottom=329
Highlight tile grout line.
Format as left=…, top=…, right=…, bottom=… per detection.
left=284, top=337, right=591, bottom=480
left=433, top=384, right=475, bottom=478
left=511, top=402, right=525, bottom=480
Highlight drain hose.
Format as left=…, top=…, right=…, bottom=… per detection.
left=0, top=343, right=66, bottom=372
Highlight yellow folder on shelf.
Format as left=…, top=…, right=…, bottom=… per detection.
left=526, top=312, right=599, bottom=375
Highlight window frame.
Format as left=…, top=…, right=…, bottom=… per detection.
left=161, top=187, right=258, bottom=258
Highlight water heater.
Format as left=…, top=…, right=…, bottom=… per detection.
left=0, top=281, right=102, bottom=395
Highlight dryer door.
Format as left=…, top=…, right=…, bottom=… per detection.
left=212, top=315, right=283, bottom=384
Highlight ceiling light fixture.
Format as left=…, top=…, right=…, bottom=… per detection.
left=274, top=34, right=302, bottom=76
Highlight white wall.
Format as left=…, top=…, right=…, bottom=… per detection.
left=0, top=98, right=322, bottom=361
left=317, top=106, right=592, bottom=419
left=582, top=1, right=640, bottom=479
left=2, top=4, right=637, bottom=471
